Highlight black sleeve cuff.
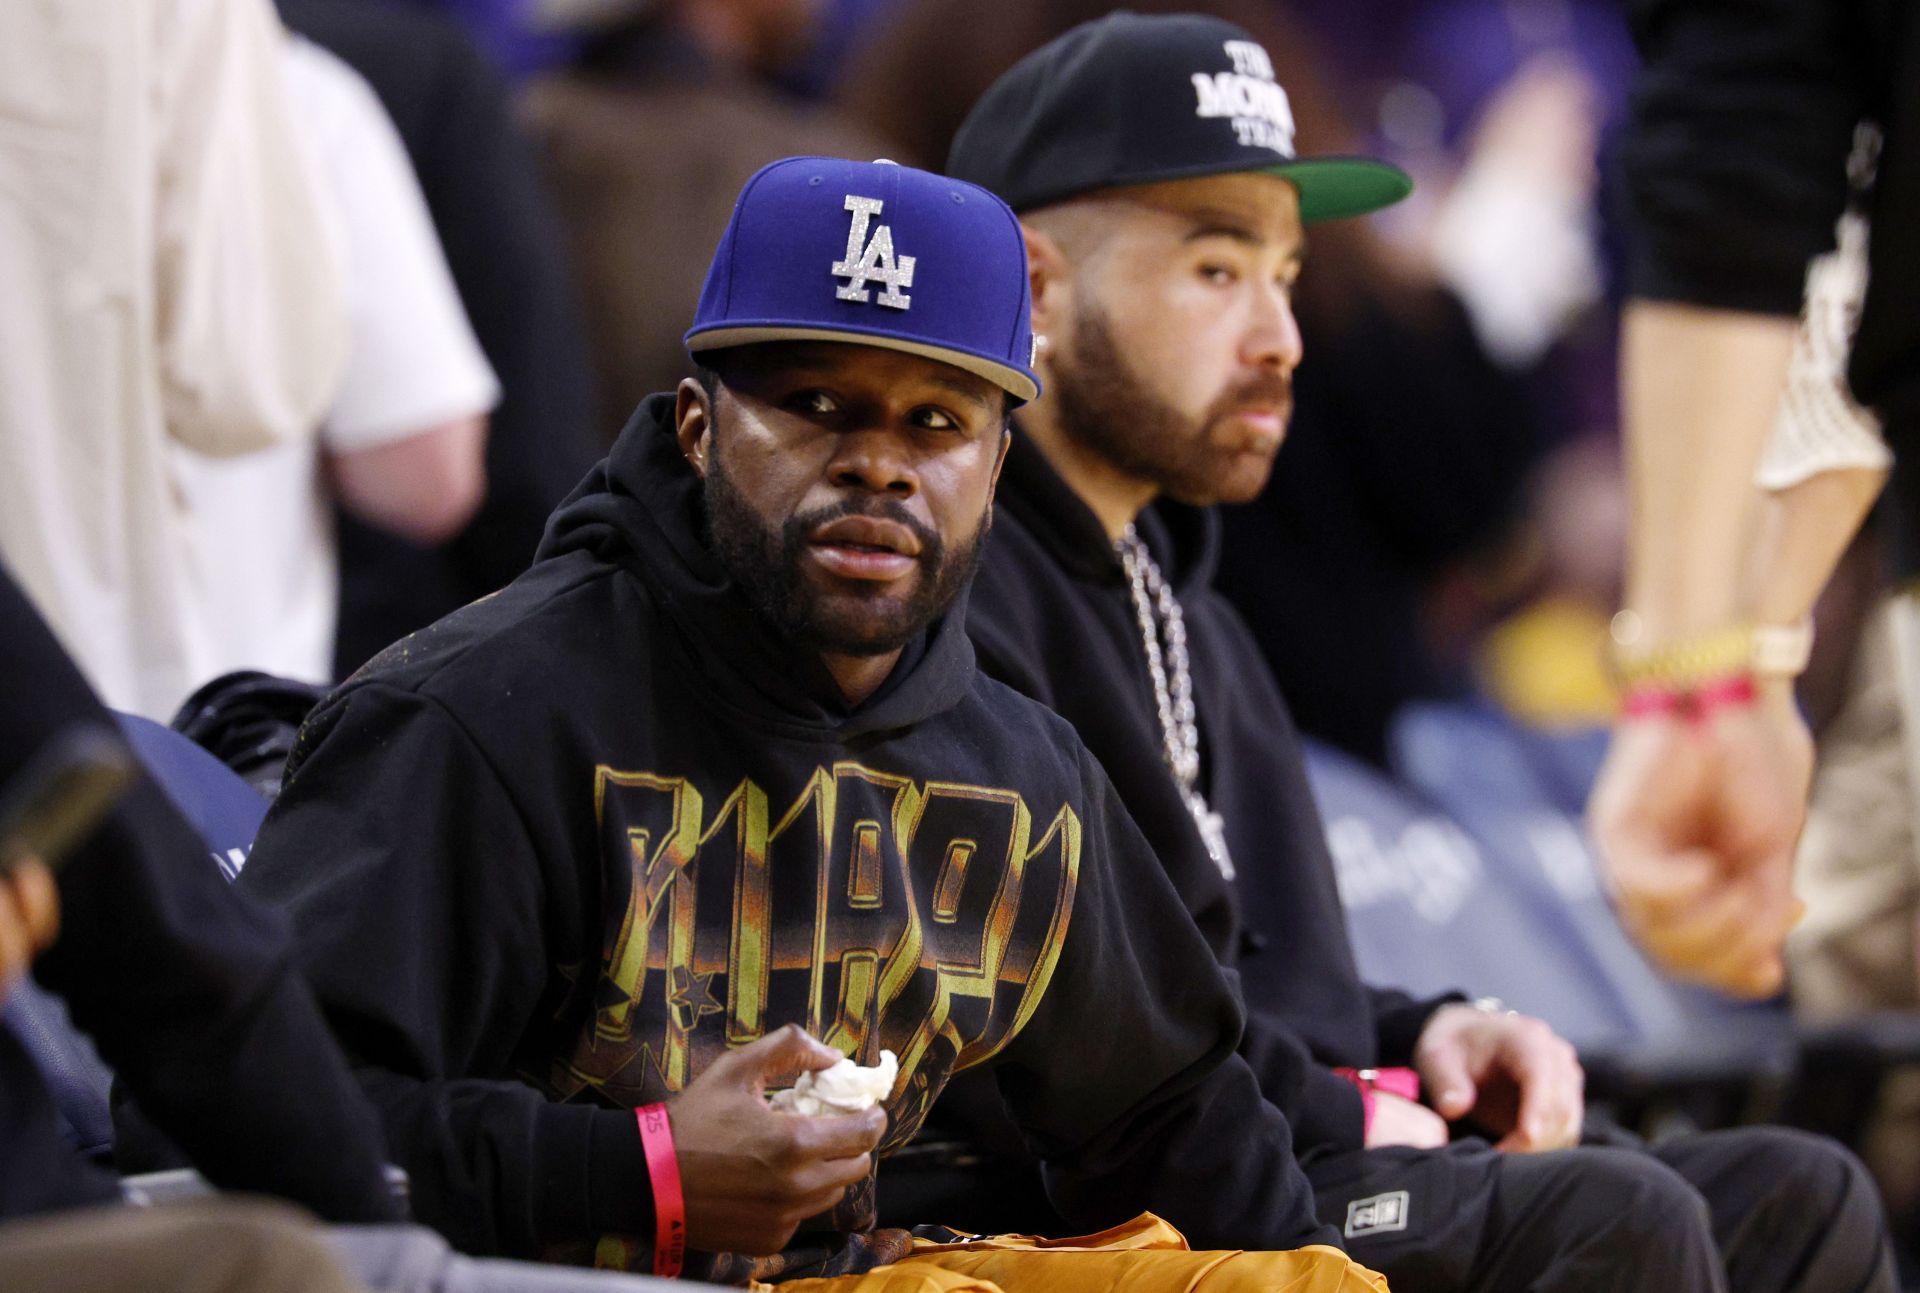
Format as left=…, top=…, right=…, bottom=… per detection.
left=1290, top=1066, right=1366, bottom=1157
left=534, top=1103, right=656, bottom=1243
left=1371, top=989, right=1467, bottom=1066
left=1627, top=249, right=1813, bottom=318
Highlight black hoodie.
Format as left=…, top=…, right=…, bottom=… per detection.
left=955, top=433, right=1460, bottom=1161
left=238, top=394, right=1339, bottom=1273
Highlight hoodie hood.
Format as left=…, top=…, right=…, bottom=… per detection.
left=538, top=394, right=979, bottom=740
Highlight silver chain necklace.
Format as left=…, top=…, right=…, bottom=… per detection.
left=1116, top=525, right=1235, bottom=880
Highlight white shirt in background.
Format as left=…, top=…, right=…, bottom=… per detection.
left=0, top=0, right=346, bottom=719
left=171, top=36, right=499, bottom=688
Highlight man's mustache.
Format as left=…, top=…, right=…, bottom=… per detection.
left=784, top=498, right=943, bottom=562
left=1208, top=373, right=1293, bottom=420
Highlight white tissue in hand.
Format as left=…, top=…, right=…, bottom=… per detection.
left=768, top=1050, right=897, bottom=1116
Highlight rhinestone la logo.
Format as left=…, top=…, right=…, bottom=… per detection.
left=1191, top=39, right=1296, bottom=154
left=831, top=195, right=915, bottom=310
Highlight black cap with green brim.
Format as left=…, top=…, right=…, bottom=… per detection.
left=946, top=10, right=1412, bottom=224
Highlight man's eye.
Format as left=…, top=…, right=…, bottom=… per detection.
left=1199, top=264, right=1239, bottom=286
left=910, top=407, right=959, bottom=431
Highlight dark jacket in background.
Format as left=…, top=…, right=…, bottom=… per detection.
left=0, top=564, right=400, bottom=1225
left=523, top=23, right=889, bottom=436
left=1215, top=289, right=1542, bottom=764
left=238, top=395, right=1338, bottom=1271
left=275, top=0, right=602, bottom=677
left=1619, top=0, right=1920, bottom=563
left=957, top=433, right=1458, bottom=1164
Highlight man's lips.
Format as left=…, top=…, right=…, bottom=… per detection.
left=806, top=514, right=922, bottom=583
left=811, top=515, right=922, bottom=556
left=1223, top=403, right=1289, bottom=449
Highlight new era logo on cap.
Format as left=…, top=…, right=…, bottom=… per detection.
left=685, top=157, right=1038, bottom=403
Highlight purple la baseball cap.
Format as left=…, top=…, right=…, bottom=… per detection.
left=685, top=156, right=1041, bottom=405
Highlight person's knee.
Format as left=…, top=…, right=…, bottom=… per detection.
left=1740, top=1127, right=1880, bottom=1227
left=1571, top=1147, right=1717, bottom=1256
left=1701, top=1127, right=1891, bottom=1291
left=1491, top=1144, right=1718, bottom=1281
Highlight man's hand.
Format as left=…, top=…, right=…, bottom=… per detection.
left=0, top=857, right=59, bottom=1001
left=669, top=1024, right=888, bottom=1256
left=1366, top=1090, right=1450, bottom=1149
left=1588, top=684, right=1811, bottom=997
left=1414, top=1004, right=1583, bottom=1152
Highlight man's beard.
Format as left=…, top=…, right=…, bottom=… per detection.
left=702, top=449, right=989, bottom=658
left=1048, top=300, right=1290, bottom=506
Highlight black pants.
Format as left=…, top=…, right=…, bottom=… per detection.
left=1304, top=1127, right=1895, bottom=1293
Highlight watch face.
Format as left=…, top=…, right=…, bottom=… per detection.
left=1752, top=621, right=1814, bottom=677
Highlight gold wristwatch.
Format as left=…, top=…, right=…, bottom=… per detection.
left=1608, top=614, right=1814, bottom=687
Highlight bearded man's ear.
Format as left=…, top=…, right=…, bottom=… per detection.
left=676, top=378, right=713, bottom=477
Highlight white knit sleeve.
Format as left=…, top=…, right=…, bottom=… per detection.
left=1756, top=210, right=1891, bottom=491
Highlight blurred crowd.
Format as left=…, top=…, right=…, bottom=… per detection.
left=0, top=0, right=1662, bottom=754
left=3, top=0, right=1918, bottom=1286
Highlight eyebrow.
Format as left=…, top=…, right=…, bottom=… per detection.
left=1183, top=211, right=1263, bottom=248
left=772, top=344, right=849, bottom=371
left=1181, top=208, right=1308, bottom=264
left=923, top=373, right=995, bottom=413
left=769, top=348, right=995, bottom=413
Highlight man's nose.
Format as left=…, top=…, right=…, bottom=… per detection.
left=828, top=427, right=919, bottom=497
left=1243, top=282, right=1304, bottom=372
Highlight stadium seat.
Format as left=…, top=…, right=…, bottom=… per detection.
left=112, top=711, right=267, bottom=878
left=3, top=981, right=116, bottom=1160
left=1306, top=707, right=1796, bottom=1126
left=1323, top=700, right=1920, bottom=1136
left=1381, top=701, right=1783, bottom=1059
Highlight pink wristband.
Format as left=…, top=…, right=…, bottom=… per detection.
left=636, top=1104, right=685, bottom=1278
left=1621, top=674, right=1759, bottom=723
left=1333, top=1067, right=1421, bottom=1138
left=1694, top=674, right=1757, bottom=716
left=1620, top=685, right=1685, bottom=719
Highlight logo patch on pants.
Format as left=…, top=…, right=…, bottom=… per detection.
left=1344, top=1190, right=1411, bottom=1238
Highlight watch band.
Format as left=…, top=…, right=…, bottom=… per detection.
left=1608, top=615, right=1815, bottom=686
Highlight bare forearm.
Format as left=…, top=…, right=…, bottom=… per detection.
left=1599, top=305, right=1861, bottom=998
left=1620, top=301, right=1795, bottom=639
left=326, top=414, right=489, bottom=546
left=1746, top=467, right=1886, bottom=627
